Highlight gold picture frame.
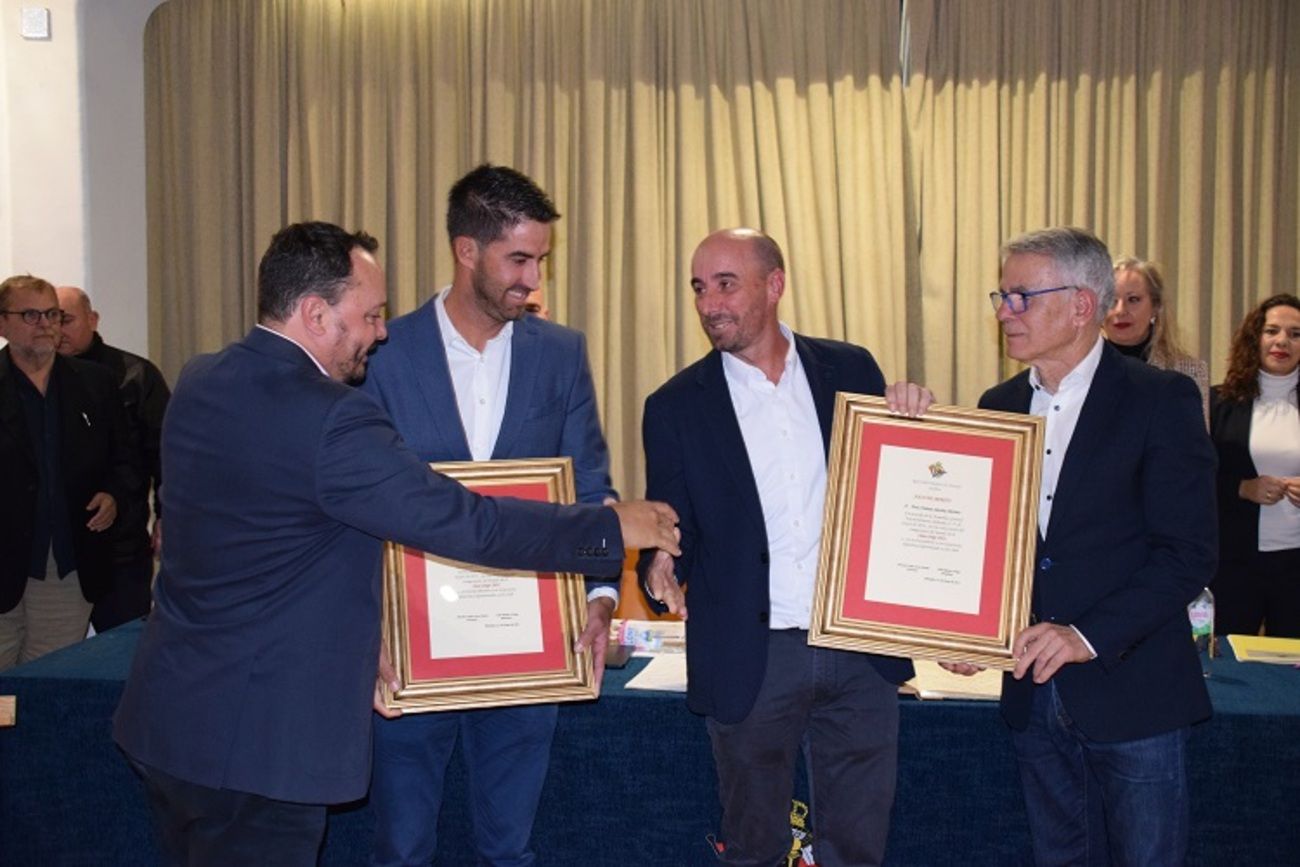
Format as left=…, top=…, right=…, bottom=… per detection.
left=809, top=395, right=1044, bottom=670
left=380, top=457, right=595, bottom=712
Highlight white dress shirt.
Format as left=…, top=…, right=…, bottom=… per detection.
left=435, top=289, right=512, bottom=461
left=1028, top=336, right=1105, bottom=537
left=1028, top=335, right=1105, bottom=656
left=722, top=323, right=826, bottom=630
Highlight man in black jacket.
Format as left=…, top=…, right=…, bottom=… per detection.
left=56, top=285, right=170, bottom=629
left=0, top=275, right=134, bottom=668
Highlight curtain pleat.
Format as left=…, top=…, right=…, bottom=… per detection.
left=146, top=0, right=1300, bottom=497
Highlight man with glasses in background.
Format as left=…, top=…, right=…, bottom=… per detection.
left=0, top=275, right=133, bottom=668
left=946, top=227, right=1215, bottom=865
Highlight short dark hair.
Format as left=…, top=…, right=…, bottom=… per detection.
left=446, top=164, right=559, bottom=247
left=0, top=274, right=56, bottom=310
left=257, top=222, right=380, bottom=323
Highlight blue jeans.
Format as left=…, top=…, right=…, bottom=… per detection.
left=1012, top=682, right=1189, bottom=867
left=370, top=703, right=558, bottom=866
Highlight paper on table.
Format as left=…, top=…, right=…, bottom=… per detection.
left=625, top=655, right=687, bottom=692
left=1227, top=634, right=1300, bottom=664
left=900, top=660, right=1002, bottom=700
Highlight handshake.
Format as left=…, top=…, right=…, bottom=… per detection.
left=607, top=500, right=681, bottom=557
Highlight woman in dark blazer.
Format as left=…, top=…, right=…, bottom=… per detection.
left=1209, top=294, right=1300, bottom=636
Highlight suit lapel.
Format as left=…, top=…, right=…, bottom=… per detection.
left=492, top=318, right=540, bottom=460
left=0, top=350, right=37, bottom=468
left=695, top=352, right=768, bottom=538
left=1045, top=346, right=1126, bottom=541
left=404, top=304, right=472, bottom=460
left=794, top=335, right=838, bottom=454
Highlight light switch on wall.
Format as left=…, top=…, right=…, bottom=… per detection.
left=20, top=7, right=51, bottom=40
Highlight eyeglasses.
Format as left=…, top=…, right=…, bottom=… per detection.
left=988, top=285, right=1076, bottom=314
left=0, top=308, right=62, bottom=326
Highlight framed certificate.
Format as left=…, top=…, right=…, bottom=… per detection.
left=809, top=395, right=1044, bottom=670
left=380, top=458, right=595, bottom=713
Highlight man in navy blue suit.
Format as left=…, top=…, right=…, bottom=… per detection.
left=639, top=229, right=926, bottom=867
left=952, top=227, right=1215, bottom=865
left=362, top=165, right=622, bottom=866
left=112, top=222, right=680, bottom=865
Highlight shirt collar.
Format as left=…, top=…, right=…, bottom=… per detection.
left=1028, top=334, right=1105, bottom=394
left=435, top=287, right=513, bottom=354
left=255, top=324, right=329, bottom=376
left=721, top=322, right=798, bottom=386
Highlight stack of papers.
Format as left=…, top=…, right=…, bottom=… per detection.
left=1226, top=634, right=1300, bottom=664
left=625, top=655, right=688, bottom=692
left=901, top=660, right=1003, bottom=701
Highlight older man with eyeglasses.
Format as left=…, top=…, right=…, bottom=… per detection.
left=947, top=227, right=1216, bottom=865
left=0, top=274, right=134, bottom=669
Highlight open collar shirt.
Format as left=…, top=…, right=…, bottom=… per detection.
left=722, top=323, right=826, bottom=630
left=435, top=288, right=512, bottom=461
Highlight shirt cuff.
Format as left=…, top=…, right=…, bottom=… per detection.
left=1069, top=625, right=1098, bottom=659
left=587, top=586, right=619, bottom=607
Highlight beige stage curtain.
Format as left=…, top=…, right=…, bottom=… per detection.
left=145, top=0, right=911, bottom=497
left=147, top=0, right=1299, bottom=493
left=902, top=0, right=1300, bottom=392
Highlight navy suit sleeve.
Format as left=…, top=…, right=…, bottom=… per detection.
left=636, top=390, right=695, bottom=611
left=1073, top=374, right=1218, bottom=663
left=315, top=389, right=624, bottom=576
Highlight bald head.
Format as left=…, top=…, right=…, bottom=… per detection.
left=697, top=228, right=785, bottom=276
left=690, top=228, right=787, bottom=363
left=55, top=285, right=98, bottom=356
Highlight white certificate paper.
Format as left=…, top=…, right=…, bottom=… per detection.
left=863, top=445, right=992, bottom=614
left=422, top=557, right=544, bottom=659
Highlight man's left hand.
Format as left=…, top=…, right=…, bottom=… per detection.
left=85, top=492, right=117, bottom=531
left=884, top=381, right=935, bottom=417
left=1012, top=622, right=1093, bottom=683
left=575, top=595, right=616, bottom=694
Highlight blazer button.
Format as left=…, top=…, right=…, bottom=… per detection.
left=1039, top=558, right=1053, bottom=571
left=758, top=612, right=769, bottom=624
left=760, top=552, right=770, bottom=565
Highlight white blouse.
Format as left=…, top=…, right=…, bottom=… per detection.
left=1250, top=368, right=1300, bottom=551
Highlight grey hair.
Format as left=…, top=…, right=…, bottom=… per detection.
left=1002, top=227, right=1115, bottom=323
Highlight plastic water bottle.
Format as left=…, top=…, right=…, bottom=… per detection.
left=1188, top=587, right=1215, bottom=658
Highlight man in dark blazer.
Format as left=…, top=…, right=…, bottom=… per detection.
left=0, top=274, right=132, bottom=669
left=112, top=222, right=680, bottom=865
left=362, top=165, right=622, bottom=866
left=639, top=229, right=922, bottom=867
left=965, top=227, right=1215, bottom=866
left=56, top=284, right=171, bottom=631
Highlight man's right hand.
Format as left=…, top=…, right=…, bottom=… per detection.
left=645, top=549, right=687, bottom=620
left=610, top=500, right=681, bottom=557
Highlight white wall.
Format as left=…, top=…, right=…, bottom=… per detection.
left=0, top=0, right=163, bottom=358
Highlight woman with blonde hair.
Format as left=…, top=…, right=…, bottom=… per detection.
left=1106, top=257, right=1210, bottom=418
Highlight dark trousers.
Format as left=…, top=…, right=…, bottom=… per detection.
left=369, top=703, right=559, bottom=866
left=1013, top=682, right=1190, bottom=867
left=129, top=756, right=327, bottom=866
left=1213, top=547, right=1300, bottom=637
left=91, top=554, right=154, bottom=632
left=706, top=629, right=900, bottom=867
